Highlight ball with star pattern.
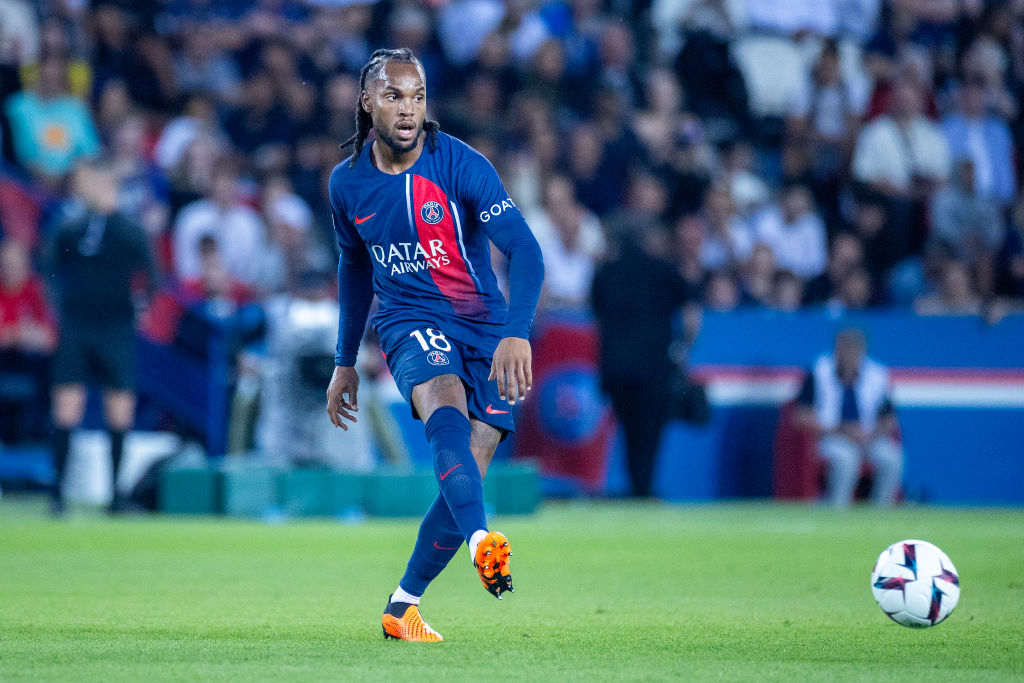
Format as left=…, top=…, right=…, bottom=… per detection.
left=871, top=539, right=960, bottom=628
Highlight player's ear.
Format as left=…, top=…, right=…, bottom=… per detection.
left=360, top=90, right=372, bottom=114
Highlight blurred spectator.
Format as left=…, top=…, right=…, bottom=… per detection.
left=720, top=141, right=769, bottom=217
left=154, top=92, right=227, bottom=173
left=259, top=175, right=324, bottom=295
left=172, top=161, right=268, bottom=287
left=4, top=53, right=99, bottom=187
left=705, top=268, right=742, bottom=312
left=995, top=199, right=1024, bottom=303
left=173, top=24, right=242, bottom=104
left=852, top=79, right=951, bottom=260
left=528, top=174, right=604, bottom=310
left=788, top=40, right=866, bottom=224
left=828, top=266, right=875, bottom=313
left=795, top=328, right=903, bottom=507
left=46, top=160, right=156, bottom=515
left=566, top=121, right=626, bottom=216
left=673, top=213, right=709, bottom=302
left=771, top=270, right=804, bottom=312
left=0, top=0, right=38, bottom=65
left=0, top=239, right=56, bottom=444
left=941, top=78, right=1016, bottom=207
left=930, top=158, right=1003, bottom=294
left=699, top=182, right=753, bottom=270
left=673, top=12, right=750, bottom=143
left=591, top=229, right=691, bottom=498
left=804, top=232, right=866, bottom=306
left=740, top=243, right=778, bottom=307
left=853, top=81, right=951, bottom=196
left=914, top=260, right=983, bottom=316
left=750, top=184, right=827, bottom=279
left=110, top=113, right=169, bottom=239
left=633, top=67, right=686, bottom=166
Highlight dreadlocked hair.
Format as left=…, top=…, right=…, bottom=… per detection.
left=340, top=48, right=441, bottom=168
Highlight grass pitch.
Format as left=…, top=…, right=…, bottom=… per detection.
left=0, top=500, right=1022, bottom=681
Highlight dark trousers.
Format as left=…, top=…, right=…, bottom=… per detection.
left=0, top=350, right=51, bottom=444
left=605, top=378, right=671, bottom=498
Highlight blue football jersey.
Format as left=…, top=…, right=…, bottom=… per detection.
left=329, top=132, right=535, bottom=356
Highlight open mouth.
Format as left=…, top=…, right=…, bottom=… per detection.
left=395, top=121, right=417, bottom=140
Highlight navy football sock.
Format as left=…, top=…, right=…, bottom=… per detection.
left=398, top=494, right=464, bottom=597
left=425, top=406, right=487, bottom=543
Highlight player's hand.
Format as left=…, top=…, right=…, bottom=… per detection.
left=488, top=337, right=532, bottom=405
left=326, top=365, right=360, bottom=430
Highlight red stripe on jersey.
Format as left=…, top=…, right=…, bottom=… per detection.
left=411, top=175, right=484, bottom=316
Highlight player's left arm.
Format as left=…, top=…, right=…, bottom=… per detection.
left=458, top=146, right=544, bottom=405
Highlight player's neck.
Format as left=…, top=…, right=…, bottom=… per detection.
left=370, top=136, right=424, bottom=175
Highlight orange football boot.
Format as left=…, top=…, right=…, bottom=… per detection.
left=474, top=531, right=513, bottom=599
left=381, top=596, right=443, bottom=642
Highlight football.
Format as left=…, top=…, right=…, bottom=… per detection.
left=871, top=539, right=960, bottom=628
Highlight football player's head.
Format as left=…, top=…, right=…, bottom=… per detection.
left=341, top=48, right=440, bottom=166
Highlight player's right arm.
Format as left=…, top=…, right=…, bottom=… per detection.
left=326, top=166, right=375, bottom=430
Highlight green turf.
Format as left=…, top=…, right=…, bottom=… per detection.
left=1, top=500, right=1022, bottom=681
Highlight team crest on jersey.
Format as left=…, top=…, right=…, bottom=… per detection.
left=420, top=201, right=444, bottom=225
left=427, top=350, right=449, bottom=366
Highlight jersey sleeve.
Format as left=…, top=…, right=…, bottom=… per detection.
left=455, top=145, right=544, bottom=340
left=329, top=166, right=374, bottom=366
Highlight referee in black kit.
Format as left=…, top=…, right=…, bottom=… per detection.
left=46, top=160, right=156, bottom=515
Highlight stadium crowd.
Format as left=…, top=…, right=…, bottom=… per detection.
left=0, top=0, right=1022, bottom=453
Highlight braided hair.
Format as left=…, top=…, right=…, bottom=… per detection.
left=339, top=48, right=441, bottom=168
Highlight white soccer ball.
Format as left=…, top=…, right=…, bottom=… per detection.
left=871, top=539, right=960, bottom=628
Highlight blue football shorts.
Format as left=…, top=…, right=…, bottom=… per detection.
left=385, top=323, right=515, bottom=436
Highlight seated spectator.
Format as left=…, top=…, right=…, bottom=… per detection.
left=673, top=213, right=710, bottom=302
left=699, top=183, right=754, bottom=270
left=770, top=270, right=804, bottom=313
left=941, top=78, right=1016, bottom=208
left=259, top=175, right=326, bottom=296
left=804, top=232, right=866, bottom=305
left=828, top=266, right=875, bottom=313
left=795, top=328, right=903, bottom=507
left=111, top=113, right=170, bottom=239
left=852, top=79, right=951, bottom=261
left=172, top=160, right=268, bottom=287
left=720, top=141, right=769, bottom=217
left=854, top=83, right=950, bottom=194
left=633, top=68, right=686, bottom=166
left=740, top=243, right=778, bottom=308
left=528, top=175, right=604, bottom=310
left=4, top=52, right=100, bottom=187
left=995, top=198, right=1024, bottom=303
left=704, top=269, right=742, bottom=312
left=0, top=240, right=56, bottom=444
left=914, top=260, right=983, bottom=316
left=930, top=159, right=1004, bottom=295
left=787, top=39, right=865, bottom=224
left=750, top=184, right=827, bottom=279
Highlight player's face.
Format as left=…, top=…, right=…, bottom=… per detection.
left=363, top=61, right=426, bottom=156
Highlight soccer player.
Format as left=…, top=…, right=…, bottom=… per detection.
left=325, top=49, right=543, bottom=642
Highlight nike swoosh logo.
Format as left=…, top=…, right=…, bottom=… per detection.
left=486, top=404, right=510, bottom=414
left=354, top=213, right=376, bottom=225
left=439, top=463, right=462, bottom=480
left=433, top=541, right=459, bottom=550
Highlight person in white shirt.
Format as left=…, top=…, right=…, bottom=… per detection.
left=172, top=162, right=267, bottom=287
left=528, top=175, right=604, bottom=309
left=852, top=81, right=951, bottom=197
left=795, top=328, right=903, bottom=507
left=751, top=185, right=827, bottom=279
